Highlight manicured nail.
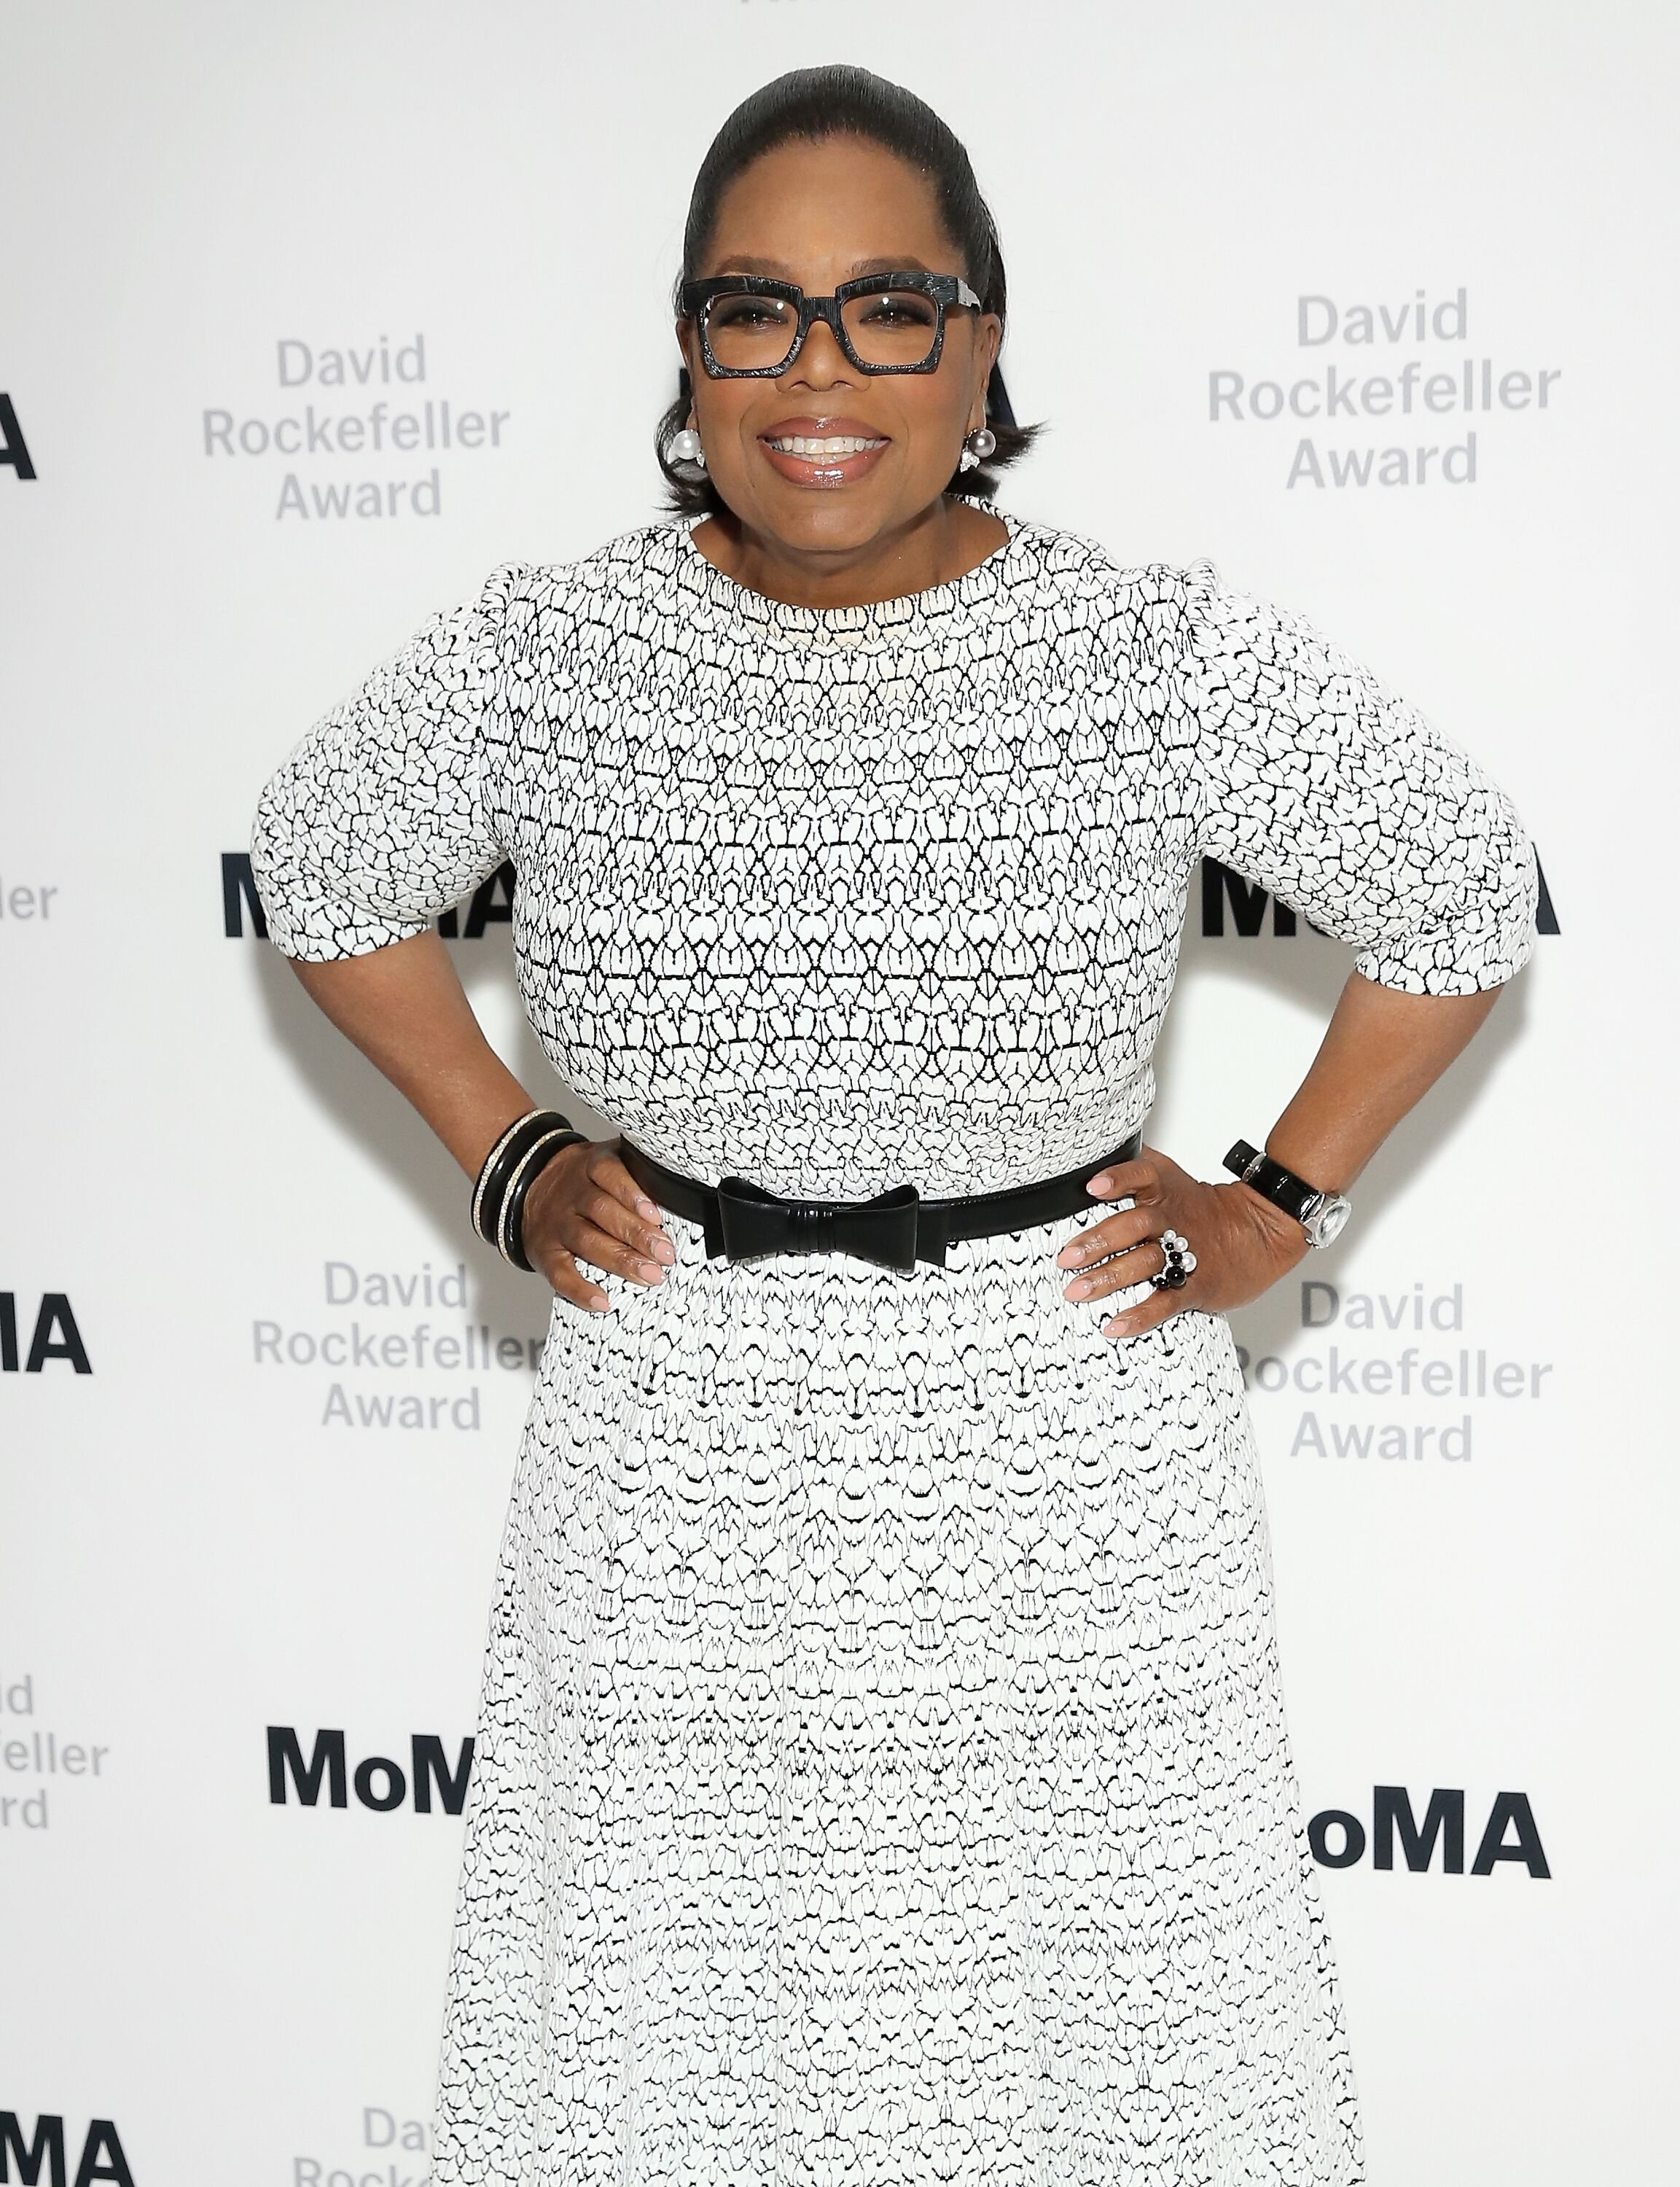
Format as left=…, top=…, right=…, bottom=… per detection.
left=652, top=1237, right=675, bottom=1263
left=1066, top=1278, right=1091, bottom=1299
left=1088, top=1174, right=1112, bottom=1194
left=638, top=1197, right=659, bottom=1218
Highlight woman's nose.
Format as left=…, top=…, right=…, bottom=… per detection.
left=784, top=316, right=853, bottom=387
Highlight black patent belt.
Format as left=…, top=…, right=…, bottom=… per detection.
left=617, top=1130, right=1144, bottom=1274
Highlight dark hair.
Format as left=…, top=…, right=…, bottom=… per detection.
left=655, top=63, right=1042, bottom=516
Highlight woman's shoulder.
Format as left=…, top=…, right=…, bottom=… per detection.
left=1004, top=518, right=1345, bottom=671
left=996, top=508, right=1221, bottom=612
left=482, top=520, right=694, bottom=615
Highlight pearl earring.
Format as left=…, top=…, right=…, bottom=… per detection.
left=958, top=424, right=997, bottom=472
left=671, top=426, right=706, bottom=469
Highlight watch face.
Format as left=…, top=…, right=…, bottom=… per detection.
left=1303, top=1195, right=1352, bottom=1248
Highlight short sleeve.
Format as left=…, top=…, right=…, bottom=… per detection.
left=1182, top=564, right=1539, bottom=995
left=249, top=565, right=519, bottom=960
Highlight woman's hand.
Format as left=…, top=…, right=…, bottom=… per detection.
left=1055, top=1144, right=1309, bottom=1341
left=519, top=1139, right=675, bottom=1313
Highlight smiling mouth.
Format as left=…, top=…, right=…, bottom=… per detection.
left=762, top=434, right=888, bottom=457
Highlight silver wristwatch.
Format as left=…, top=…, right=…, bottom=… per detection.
left=1223, top=1139, right=1353, bottom=1249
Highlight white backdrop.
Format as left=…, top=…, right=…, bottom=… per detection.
left=4, top=2, right=1676, bottom=2180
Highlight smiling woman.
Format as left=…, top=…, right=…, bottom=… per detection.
left=669, top=128, right=1009, bottom=601
left=249, top=56, right=1539, bottom=2187
left=654, top=69, right=1039, bottom=606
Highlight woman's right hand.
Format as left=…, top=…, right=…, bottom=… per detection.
left=517, top=1137, right=676, bottom=1312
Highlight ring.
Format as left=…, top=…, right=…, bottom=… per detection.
left=1149, top=1228, right=1198, bottom=1291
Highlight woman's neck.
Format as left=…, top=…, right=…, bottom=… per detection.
left=691, top=494, right=1008, bottom=610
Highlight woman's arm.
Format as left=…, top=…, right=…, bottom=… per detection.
left=286, top=932, right=673, bottom=1310
left=290, top=932, right=533, bottom=1177
left=1076, top=563, right=1542, bottom=1344
left=1263, top=970, right=1501, bottom=1194
left=1057, top=970, right=1508, bottom=1338
left=250, top=571, right=668, bottom=1310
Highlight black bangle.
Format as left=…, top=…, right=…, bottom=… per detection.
left=497, top=1128, right=587, bottom=1271
left=472, top=1109, right=576, bottom=1249
left=1223, top=1138, right=1315, bottom=1223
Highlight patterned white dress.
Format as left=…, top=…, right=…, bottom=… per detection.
left=251, top=507, right=1537, bottom=2187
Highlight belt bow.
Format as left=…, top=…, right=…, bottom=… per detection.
left=709, top=1175, right=922, bottom=1273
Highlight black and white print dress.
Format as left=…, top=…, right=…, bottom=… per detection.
left=251, top=508, right=1537, bottom=2187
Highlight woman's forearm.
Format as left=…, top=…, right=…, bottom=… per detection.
left=286, top=930, right=536, bottom=1179
left=1261, top=969, right=1507, bottom=1194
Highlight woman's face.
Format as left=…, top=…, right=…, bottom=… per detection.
left=679, top=135, right=1002, bottom=565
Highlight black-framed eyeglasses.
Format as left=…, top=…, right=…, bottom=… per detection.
left=679, top=271, right=984, bottom=378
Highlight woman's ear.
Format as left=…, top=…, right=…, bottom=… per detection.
left=676, top=324, right=700, bottom=390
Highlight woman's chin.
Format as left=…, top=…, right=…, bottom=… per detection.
left=736, top=478, right=942, bottom=561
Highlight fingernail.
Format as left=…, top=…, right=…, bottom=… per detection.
left=638, top=1197, right=659, bottom=1218
left=652, top=1238, right=675, bottom=1263
left=1066, top=1278, right=1091, bottom=1299
left=1088, top=1174, right=1111, bottom=1194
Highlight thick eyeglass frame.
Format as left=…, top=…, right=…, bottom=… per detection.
left=679, top=271, right=985, bottom=378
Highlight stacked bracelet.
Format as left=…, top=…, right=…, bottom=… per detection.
left=472, top=1109, right=587, bottom=1271
left=496, top=1125, right=585, bottom=1271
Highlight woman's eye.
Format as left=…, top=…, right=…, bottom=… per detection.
left=857, top=296, right=936, bottom=328
left=713, top=300, right=784, bottom=330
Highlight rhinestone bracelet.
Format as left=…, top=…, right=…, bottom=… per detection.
left=472, top=1109, right=579, bottom=1252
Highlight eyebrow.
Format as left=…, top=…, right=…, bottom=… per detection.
left=710, top=254, right=939, bottom=279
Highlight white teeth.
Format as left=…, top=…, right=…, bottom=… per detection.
left=765, top=435, right=886, bottom=457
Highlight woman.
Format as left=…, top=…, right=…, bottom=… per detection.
left=251, top=63, right=1536, bottom=2187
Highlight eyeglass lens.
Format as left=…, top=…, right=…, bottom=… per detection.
left=706, top=287, right=942, bottom=371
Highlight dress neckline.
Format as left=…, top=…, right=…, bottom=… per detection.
left=673, top=502, right=1025, bottom=639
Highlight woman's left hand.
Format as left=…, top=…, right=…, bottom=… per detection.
left=1055, top=1143, right=1311, bottom=1341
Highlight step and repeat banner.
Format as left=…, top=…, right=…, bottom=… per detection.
left=3, top=2, right=1674, bottom=2182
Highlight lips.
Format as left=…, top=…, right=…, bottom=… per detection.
left=758, top=414, right=891, bottom=488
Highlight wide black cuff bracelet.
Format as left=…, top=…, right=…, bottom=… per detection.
left=472, top=1110, right=586, bottom=1268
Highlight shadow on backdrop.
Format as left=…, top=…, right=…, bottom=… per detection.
left=1163, top=895, right=1536, bottom=1372
left=252, top=929, right=585, bottom=1340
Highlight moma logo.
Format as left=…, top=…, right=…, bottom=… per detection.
left=0, top=394, right=36, bottom=482
left=0, top=1295, right=90, bottom=1375
left=1309, top=1786, right=1550, bottom=1877
left=0, top=2114, right=133, bottom=2186
left=222, top=853, right=514, bottom=940
left=1199, top=857, right=1560, bottom=937
left=267, top=1726, right=474, bottom=1814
